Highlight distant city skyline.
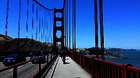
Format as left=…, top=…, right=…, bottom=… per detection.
left=0, top=0, right=140, bottom=49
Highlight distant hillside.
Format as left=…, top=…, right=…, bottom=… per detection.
left=0, top=36, right=50, bottom=56
left=0, top=34, right=13, bottom=41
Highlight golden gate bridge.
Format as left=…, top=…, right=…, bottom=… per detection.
left=0, top=0, right=140, bottom=78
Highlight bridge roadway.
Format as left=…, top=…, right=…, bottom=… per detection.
left=0, top=62, right=38, bottom=78
left=0, top=56, right=91, bottom=78
left=0, top=56, right=51, bottom=78
left=46, top=56, right=92, bottom=78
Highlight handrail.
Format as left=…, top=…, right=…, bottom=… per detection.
left=0, top=60, right=30, bottom=78
left=69, top=52, right=140, bottom=78
left=0, top=61, right=30, bottom=72
left=0, top=54, right=58, bottom=78
left=33, top=55, right=58, bottom=78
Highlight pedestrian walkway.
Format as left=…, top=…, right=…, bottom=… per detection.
left=51, top=57, right=91, bottom=78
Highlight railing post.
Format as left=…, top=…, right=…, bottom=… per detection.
left=39, top=63, right=41, bottom=75
left=47, top=53, right=48, bottom=63
left=125, top=64, right=133, bottom=78
left=13, top=66, right=17, bottom=78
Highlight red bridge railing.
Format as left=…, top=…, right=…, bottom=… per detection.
left=69, top=52, right=140, bottom=78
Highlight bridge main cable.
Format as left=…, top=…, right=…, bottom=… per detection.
left=33, top=0, right=54, bottom=11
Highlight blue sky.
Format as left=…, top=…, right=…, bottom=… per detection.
left=76, top=0, right=140, bottom=49
left=0, top=0, right=140, bottom=49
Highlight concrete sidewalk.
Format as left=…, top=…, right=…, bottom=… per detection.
left=51, top=57, right=91, bottom=78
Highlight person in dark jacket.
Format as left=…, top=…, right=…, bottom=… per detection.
left=61, top=47, right=68, bottom=64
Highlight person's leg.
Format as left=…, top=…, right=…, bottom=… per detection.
left=63, top=55, right=66, bottom=64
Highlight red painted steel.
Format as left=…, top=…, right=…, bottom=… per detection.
left=53, top=9, right=64, bottom=48
left=69, top=52, right=140, bottom=78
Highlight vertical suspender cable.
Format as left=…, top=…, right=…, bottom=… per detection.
left=72, top=0, right=76, bottom=51
left=45, top=15, right=47, bottom=43
left=67, top=0, right=69, bottom=48
left=43, top=17, right=45, bottom=42
left=42, top=16, right=44, bottom=42
left=72, top=0, right=74, bottom=50
left=41, top=13, right=43, bottom=42
left=64, top=0, right=67, bottom=47
left=50, top=11, right=53, bottom=43
left=35, top=7, right=38, bottom=40
left=70, top=0, right=73, bottom=49
left=46, top=12, right=49, bottom=43
left=74, top=0, right=76, bottom=50
left=44, top=13, right=47, bottom=42
left=99, top=0, right=105, bottom=59
left=70, top=0, right=72, bottom=49
left=18, top=0, right=21, bottom=38
left=66, top=0, right=68, bottom=47
left=40, top=15, right=43, bottom=42
left=46, top=10, right=49, bottom=41
left=26, top=0, right=29, bottom=33
left=38, top=15, right=41, bottom=41
left=32, top=0, right=54, bottom=42
left=41, top=15, right=43, bottom=42
left=17, top=0, right=21, bottom=52
left=75, top=0, right=77, bottom=50
left=66, top=0, right=69, bottom=48
left=43, top=16, right=45, bottom=42
left=41, top=17, right=43, bottom=42
left=40, top=16, right=42, bottom=42
left=46, top=12, right=49, bottom=42
left=51, top=11, right=54, bottom=43
left=69, top=0, right=71, bottom=49
left=64, top=10, right=66, bottom=46
left=62, top=0, right=65, bottom=47
left=94, top=0, right=99, bottom=54
left=35, top=26, right=38, bottom=40
left=5, top=0, right=9, bottom=36
left=100, top=0, right=104, bottom=49
left=39, top=12, right=41, bottom=33
left=32, top=2, right=35, bottom=39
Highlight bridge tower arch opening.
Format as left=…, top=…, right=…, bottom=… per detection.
left=53, top=9, right=64, bottom=48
